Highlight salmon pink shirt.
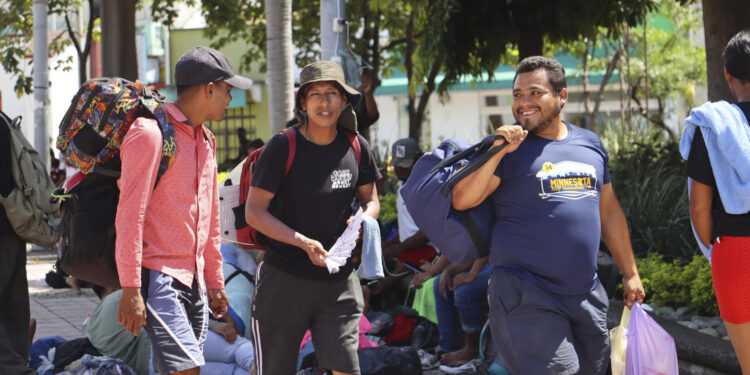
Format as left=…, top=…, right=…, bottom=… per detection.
left=115, top=102, right=223, bottom=290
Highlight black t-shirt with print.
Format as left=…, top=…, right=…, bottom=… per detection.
left=251, top=127, right=381, bottom=280
left=684, top=101, right=750, bottom=241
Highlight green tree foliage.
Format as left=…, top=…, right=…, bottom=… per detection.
left=601, top=120, right=696, bottom=261
left=558, top=0, right=704, bottom=136
left=0, top=0, right=34, bottom=95
left=624, top=0, right=705, bottom=135
left=1, top=0, right=99, bottom=95
left=437, top=0, right=656, bottom=91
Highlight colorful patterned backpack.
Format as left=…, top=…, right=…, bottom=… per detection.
left=55, top=78, right=177, bottom=288
left=57, top=78, right=176, bottom=181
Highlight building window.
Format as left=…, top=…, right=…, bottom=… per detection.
left=489, top=114, right=503, bottom=129
left=485, top=95, right=498, bottom=107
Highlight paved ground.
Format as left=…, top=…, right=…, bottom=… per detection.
left=27, top=247, right=99, bottom=341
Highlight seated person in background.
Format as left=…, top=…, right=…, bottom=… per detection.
left=432, top=257, right=490, bottom=366
left=87, top=246, right=258, bottom=375
left=214, top=243, right=257, bottom=339
left=374, top=138, right=438, bottom=294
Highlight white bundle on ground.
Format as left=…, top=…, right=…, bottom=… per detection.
left=325, top=208, right=364, bottom=273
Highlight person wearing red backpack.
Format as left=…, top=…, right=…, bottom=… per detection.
left=245, top=61, right=381, bottom=375
left=115, top=46, right=253, bottom=375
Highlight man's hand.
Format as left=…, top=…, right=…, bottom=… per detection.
left=359, top=72, right=374, bottom=94
left=451, top=271, right=477, bottom=291
left=208, top=288, right=229, bottom=318
left=622, top=274, right=645, bottom=308
left=494, top=125, right=528, bottom=153
left=212, top=321, right=238, bottom=344
left=117, top=287, right=147, bottom=336
left=438, top=270, right=453, bottom=300
left=412, top=272, right=433, bottom=289
left=297, top=234, right=328, bottom=267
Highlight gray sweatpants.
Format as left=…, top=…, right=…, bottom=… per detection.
left=251, top=262, right=364, bottom=375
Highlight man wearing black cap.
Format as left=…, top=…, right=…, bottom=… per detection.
left=116, top=46, right=252, bottom=375
left=245, top=61, right=381, bottom=375
left=371, top=139, right=439, bottom=294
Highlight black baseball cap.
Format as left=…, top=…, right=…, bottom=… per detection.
left=391, top=138, right=420, bottom=168
left=175, top=46, right=253, bottom=90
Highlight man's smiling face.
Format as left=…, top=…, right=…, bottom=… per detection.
left=512, top=69, right=567, bottom=135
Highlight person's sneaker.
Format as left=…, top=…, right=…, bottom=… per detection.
left=418, top=349, right=440, bottom=369
left=439, top=358, right=487, bottom=374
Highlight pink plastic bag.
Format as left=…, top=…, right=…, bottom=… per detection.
left=625, top=303, right=679, bottom=375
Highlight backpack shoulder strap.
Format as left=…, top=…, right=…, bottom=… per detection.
left=144, top=101, right=177, bottom=188
left=343, top=130, right=361, bottom=165
left=281, top=127, right=297, bottom=176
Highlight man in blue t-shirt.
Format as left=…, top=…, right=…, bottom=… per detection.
left=452, top=56, right=645, bottom=375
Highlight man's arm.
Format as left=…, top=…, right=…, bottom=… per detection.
left=412, top=255, right=450, bottom=289
left=600, top=183, right=645, bottom=307
left=451, top=125, right=527, bottom=211
left=383, top=231, right=429, bottom=258
left=452, top=256, right=488, bottom=290
left=115, top=118, right=161, bottom=336
left=356, top=72, right=380, bottom=128
left=437, top=262, right=472, bottom=299
left=245, top=186, right=328, bottom=267
left=206, top=164, right=228, bottom=318
left=356, top=181, right=380, bottom=220
left=689, top=179, right=714, bottom=248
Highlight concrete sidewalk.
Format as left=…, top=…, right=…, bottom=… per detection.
left=26, top=248, right=99, bottom=341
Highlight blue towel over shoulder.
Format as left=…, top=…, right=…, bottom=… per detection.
left=680, top=100, right=750, bottom=260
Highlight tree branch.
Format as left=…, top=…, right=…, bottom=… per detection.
left=64, top=11, right=83, bottom=56
left=592, top=46, right=622, bottom=119
left=416, top=56, right=443, bottom=118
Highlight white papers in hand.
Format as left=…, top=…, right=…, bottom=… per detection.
left=324, top=208, right=364, bottom=273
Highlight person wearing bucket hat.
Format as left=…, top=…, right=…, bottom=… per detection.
left=115, top=46, right=253, bottom=375
left=246, top=60, right=382, bottom=375
left=291, top=60, right=362, bottom=133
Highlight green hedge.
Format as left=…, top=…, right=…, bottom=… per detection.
left=621, top=254, right=718, bottom=316
left=379, top=193, right=398, bottom=223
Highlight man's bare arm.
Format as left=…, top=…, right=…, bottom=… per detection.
left=689, top=179, right=714, bottom=248
left=356, top=182, right=380, bottom=220
left=451, top=125, right=527, bottom=211
left=600, top=183, right=645, bottom=307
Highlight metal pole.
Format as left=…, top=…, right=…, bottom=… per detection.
left=320, top=0, right=347, bottom=61
left=33, top=0, right=50, bottom=172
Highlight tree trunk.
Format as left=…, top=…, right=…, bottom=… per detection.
left=100, top=0, right=137, bottom=80
left=589, top=46, right=622, bottom=133
left=64, top=0, right=96, bottom=85
left=701, top=0, right=750, bottom=102
left=265, top=0, right=294, bottom=133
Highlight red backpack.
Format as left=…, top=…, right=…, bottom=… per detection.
left=233, top=127, right=361, bottom=249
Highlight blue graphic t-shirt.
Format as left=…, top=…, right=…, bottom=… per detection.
left=491, top=122, right=611, bottom=295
